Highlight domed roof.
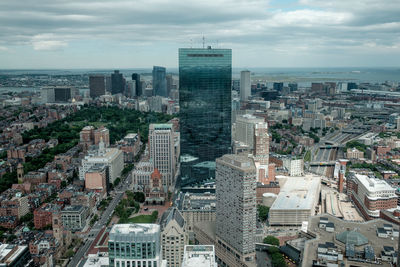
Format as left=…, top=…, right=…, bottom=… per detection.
left=336, top=230, right=368, bottom=246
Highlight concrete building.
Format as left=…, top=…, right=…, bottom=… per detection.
left=347, top=172, right=397, bottom=219
left=61, top=205, right=89, bottom=231
left=84, top=165, right=108, bottom=195
left=177, top=192, right=216, bottom=233
left=79, top=139, right=123, bottom=184
left=346, top=148, right=364, bottom=159
left=160, top=208, right=187, bottom=267
left=149, top=124, right=176, bottom=189
left=33, top=203, right=60, bottom=229
left=283, top=158, right=304, bottom=176
left=41, top=88, right=55, bottom=104
left=240, top=70, right=251, bottom=102
left=182, top=245, right=217, bottom=267
left=94, top=127, right=110, bottom=148
left=108, top=224, right=167, bottom=267
left=132, top=161, right=154, bottom=191
left=216, top=154, right=257, bottom=261
left=233, top=114, right=264, bottom=150
left=253, top=121, right=269, bottom=167
left=269, top=175, right=321, bottom=225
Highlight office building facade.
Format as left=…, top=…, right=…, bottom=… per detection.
left=89, top=75, right=106, bottom=98
left=240, top=70, right=251, bottom=101
left=153, top=66, right=167, bottom=97
left=111, top=70, right=125, bottom=95
left=149, top=124, right=176, bottom=189
left=132, top=73, right=142, bottom=97
left=108, top=224, right=166, bottom=267
left=179, top=47, right=232, bottom=185
left=216, top=154, right=257, bottom=260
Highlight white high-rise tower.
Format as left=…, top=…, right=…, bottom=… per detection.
left=216, top=154, right=257, bottom=261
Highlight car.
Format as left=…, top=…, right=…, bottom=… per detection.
left=144, top=208, right=148, bottom=211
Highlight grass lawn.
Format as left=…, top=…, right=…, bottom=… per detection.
left=122, top=215, right=156, bottom=224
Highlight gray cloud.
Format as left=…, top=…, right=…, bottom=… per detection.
left=0, top=0, right=399, bottom=67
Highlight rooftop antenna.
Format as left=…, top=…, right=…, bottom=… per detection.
left=202, top=36, right=205, bottom=48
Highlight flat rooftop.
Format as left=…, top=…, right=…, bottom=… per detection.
left=182, top=245, right=216, bottom=267
left=354, top=173, right=395, bottom=192
left=109, top=224, right=159, bottom=236
left=271, top=175, right=321, bottom=211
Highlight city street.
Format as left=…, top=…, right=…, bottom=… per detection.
left=68, top=172, right=132, bottom=267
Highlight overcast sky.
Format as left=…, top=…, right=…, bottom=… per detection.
left=0, top=0, right=399, bottom=69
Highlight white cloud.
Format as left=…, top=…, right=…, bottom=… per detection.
left=31, top=34, right=68, bottom=51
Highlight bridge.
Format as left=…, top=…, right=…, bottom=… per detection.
left=319, top=145, right=342, bottom=149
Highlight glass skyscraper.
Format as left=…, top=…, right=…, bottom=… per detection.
left=152, top=66, right=167, bottom=97
left=179, top=47, right=232, bottom=186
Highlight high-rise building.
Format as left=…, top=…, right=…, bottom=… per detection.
left=108, top=224, right=167, bottom=267
left=273, top=82, right=283, bottom=92
left=216, top=154, right=257, bottom=260
left=153, top=66, right=167, bottom=97
left=179, top=47, right=232, bottom=186
left=132, top=73, right=142, bottom=97
left=111, top=70, right=125, bottom=95
left=105, top=75, right=112, bottom=92
left=166, top=74, right=173, bottom=98
left=79, top=139, right=123, bottom=183
left=254, top=121, right=269, bottom=167
left=89, top=75, right=106, bottom=98
left=233, top=114, right=264, bottom=149
left=41, top=87, right=55, bottom=104
left=240, top=70, right=251, bottom=101
left=160, top=208, right=187, bottom=267
left=149, top=124, right=176, bottom=189
left=54, top=87, right=72, bottom=102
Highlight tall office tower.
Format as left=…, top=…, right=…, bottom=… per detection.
left=216, top=154, right=257, bottom=261
left=108, top=224, right=167, bottom=267
left=111, top=70, right=125, bottom=95
left=89, top=75, right=106, bottom=98
left=41, top=87, right=55, bottom=104
left=153, top=66, right=167, bottom=97
left=240, top=70, right=251, bottom=101
left=54, top=87, right=72, bottom=102
left=254, top=122, right=269, bottom=166
left=273, top=82, right=284, bottom=92
left=233, top=114, right=264, bottom=149
left=288, top=83, right=298, bottom=92
left=105, top=75, right=112, bottom=92
left=166, top=74, right=173, bottom=98
left=132, top=73, right=142, bottom=97
left=149, top=124, right=176, bottom=189
left=179, top=47, right=232, bottom=186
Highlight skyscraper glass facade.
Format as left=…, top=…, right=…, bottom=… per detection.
left=179, top=48, right=232, bottom=186
left=153, top=66, right=167, bottom=97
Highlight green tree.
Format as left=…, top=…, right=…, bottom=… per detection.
left=65, top=249, right=74, bottom=258
left=263, top=235, right=280, bottom=246
left=257, top=205, right=270, bottom=221
left=134, top=192, right=146, bottom=203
